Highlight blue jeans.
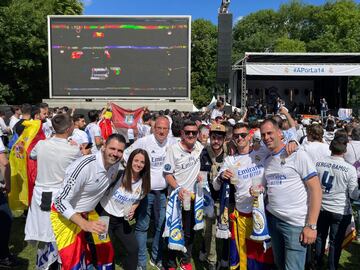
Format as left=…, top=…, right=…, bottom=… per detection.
left=135, top=191, right=166, bottom=268
left=267, top=212, right=307, bottom=270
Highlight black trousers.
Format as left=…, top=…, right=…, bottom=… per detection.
left=167, top=201, right=196, bottom=267
left=0, top=193, right=12, bottom=259
left=315, top=210, right=352, bottom=270
left=97, top=205, right=138, bottom=270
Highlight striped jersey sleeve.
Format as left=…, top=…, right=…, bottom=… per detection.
left=54, top=155, right=96, bottom=219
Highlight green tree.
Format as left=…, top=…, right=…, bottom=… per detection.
left=191, top=19, right=217, bottom=108
left=0, top=0, right=83, bottom=104
left=274, top=37, right=306, bottom=52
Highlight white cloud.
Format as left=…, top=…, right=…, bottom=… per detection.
left=234, top=15, right=243, bottom=23
left=81, top=0, right=93, bottom=6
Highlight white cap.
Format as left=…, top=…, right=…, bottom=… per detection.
left=70, top=129, right=89, bottom=145
left=228, top=118, right=236, bottom=126
left=253, top=129, right=261, bottom=142
left=302, top=119, right=311, bottom=126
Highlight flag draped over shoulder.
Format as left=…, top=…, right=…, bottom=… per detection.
left=8, top=120, right=45, bottom=210
left=110, top=102, right=143, bottom=129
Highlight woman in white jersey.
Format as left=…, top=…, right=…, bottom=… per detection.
left=97, top=149, right=151, bottom=270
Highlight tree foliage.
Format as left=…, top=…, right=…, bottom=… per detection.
left=232, top=0, right=360, bottom=107
left=0, top=0, right=83, bottom=104
left=191, top=19, right=217, bottom=108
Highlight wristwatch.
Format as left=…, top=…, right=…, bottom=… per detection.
left=305, top=223, right=317, bottom=230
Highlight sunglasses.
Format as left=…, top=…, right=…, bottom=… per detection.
left=233, top=133, right=248, bottom=139
left=184, top=130, right=199, bottom=136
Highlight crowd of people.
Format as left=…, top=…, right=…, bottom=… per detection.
left=0, top=99, right=359, bottom=270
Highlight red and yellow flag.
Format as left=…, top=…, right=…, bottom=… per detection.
left=8, top=120, right=45, bottom=210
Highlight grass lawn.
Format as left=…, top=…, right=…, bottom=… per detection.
left=7, top=213, right=360, bottom=270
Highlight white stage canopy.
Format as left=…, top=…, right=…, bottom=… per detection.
left=246, top=63, right=360, bottom=76
left=244, top=52, right=360, bottom=76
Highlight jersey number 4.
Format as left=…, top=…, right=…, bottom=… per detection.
left=321, top=171, right=334, bottom=193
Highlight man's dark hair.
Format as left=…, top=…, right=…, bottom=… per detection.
left=31, top=105, right=40, bottom=119
left=73, top=114, right=85, bottom=123
left=330, top=136, right=348, bottom=155
left=171, top=117, right=183, bottom=137
left=164, top=109, right=170, bottom=115
left=88, top=110, right=99, bottom=122
left=105, top=133, right=126, bottom=146
left=182, top=119, right=197, bottom=129
left=142, top=113, right=152, bottom=122
left=325, top=119, right=335, bottom=132
left=10, top=105, right=20, bottom=114
left=21, top=103, right=32, bottom=115
left=351, top=127, right=360, bottom=141
left=52, top=114, right=73, bottom=134
left=233, top=122, right=249, bottom=131
left=38, top=102, right=49, bottom=109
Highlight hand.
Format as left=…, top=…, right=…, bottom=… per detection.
left=221, top=169, right=233, bottom=181
left=81, top=220, right=106, bottom=234
left=178, top=188, right=187, bottom=202
left=279, top=106, right=288, bottom=114
left=196, top=173, right=204, bottom=183
left=286, top=141, right=298, bottom=155
left=128, top=208, right=135, bottom=220
left=300, top=226, right=317, bottom=245
left=249, top=185, right=265, bottom=197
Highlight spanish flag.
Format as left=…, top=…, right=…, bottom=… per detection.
left=8, top=120, right=45, bottom=210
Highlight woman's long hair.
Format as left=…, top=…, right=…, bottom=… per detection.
left=123, top=148, right=151, bottom=196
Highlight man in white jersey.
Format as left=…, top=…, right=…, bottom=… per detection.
left=25, top=114, right=81, bottom=269
left=70, top=114, right=92, bottom=155
left=85, top=110, right=103, bottom=153
left=260, top=118, right=322, bottom=270
left=315, top=135, right=359, bottom=270
left=123, top=116, right=173, bottom=270
left=215, top=122, right=273, bottom=269
left=51, top=134, right=126, bottom=270
left=301, top=124, right=330, bottom=163
left=163, top=120, right=203, bottom=270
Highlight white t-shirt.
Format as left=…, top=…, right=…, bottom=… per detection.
left=42, top=119, right=54, bottom=138
left=30, top=137, right=81, bottom=189
left=301, top=141, right=331, bottom=164
left=0, top=117, right=8, bottom=136
left=137, top=122, right=152, bottom=139
left=101, top=176, right=144, bottom=217
left=85, top=122, right=102, bottom=153
left=216, top=149, right=268, bottom=214
left=9, top=115, right=20, bottom=131
left=164, top=141, right=203, bottom=193
left=211, top=108, right=223, bottom=120
left=282, top=127, right=297, bottom=143
left=316, top=156, right=359, bottom=215
left=123, top=134, right=174, bottom=190
left=0, top=139, right=5, bottom=153
left=344, top=140, right=360, bottom=165
left=264, top=148, right=317, bottom=226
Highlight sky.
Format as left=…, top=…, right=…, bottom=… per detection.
left=83, top=0, right=360, bottom=24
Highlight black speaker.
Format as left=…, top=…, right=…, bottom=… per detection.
left=217, top=13, right=233, bottom=84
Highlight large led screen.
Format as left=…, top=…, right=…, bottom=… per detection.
left=48, top=16, right=190, bottom=98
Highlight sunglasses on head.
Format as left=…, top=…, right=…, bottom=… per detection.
left=233, top=133, right=248, bottom=139
left=184, top=130, right=199, bottom=136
